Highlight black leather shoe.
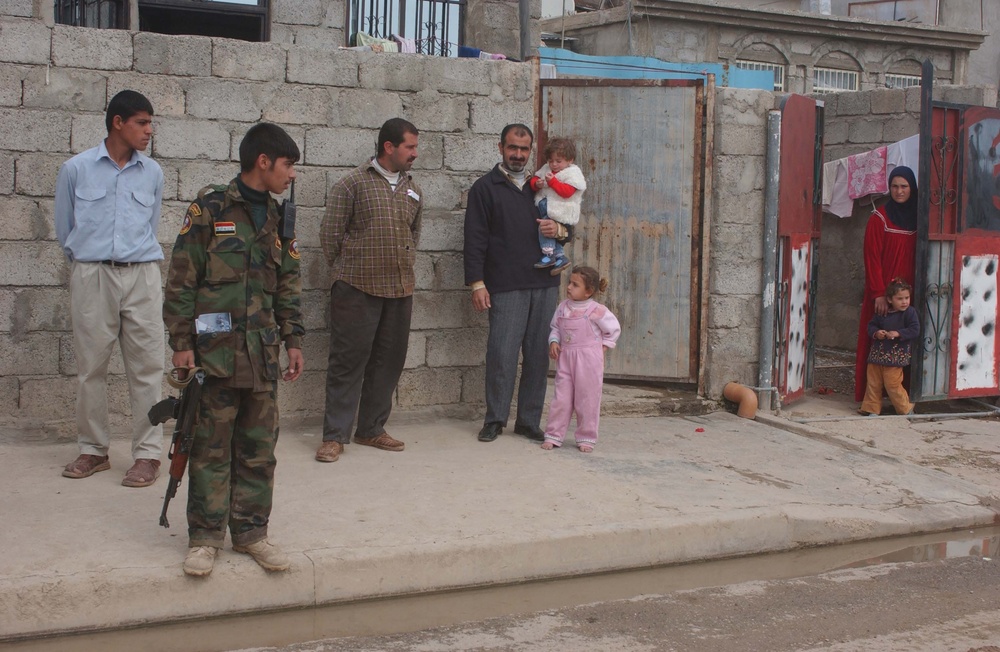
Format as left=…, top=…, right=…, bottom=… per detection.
left=513, top=423, right=545, bottom=442
left=478, top=422, right=502, bottom=442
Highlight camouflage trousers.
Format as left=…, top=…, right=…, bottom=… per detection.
left=187, top=380, right=279, bottom=548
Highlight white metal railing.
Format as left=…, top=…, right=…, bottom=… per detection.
left=812, top=67, right=859, bottom=93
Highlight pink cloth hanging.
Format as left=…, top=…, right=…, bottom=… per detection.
left=847, top=146, right=888, bottom=200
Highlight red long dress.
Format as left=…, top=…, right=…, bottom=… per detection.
left=854, top=207, right=917, bottom=401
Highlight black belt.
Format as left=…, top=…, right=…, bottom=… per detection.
left=100, top=260, right=144, bottom=267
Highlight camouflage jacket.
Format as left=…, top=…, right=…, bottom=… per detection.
left=164, top=178, right=304, bottom=390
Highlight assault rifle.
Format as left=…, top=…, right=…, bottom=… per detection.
left=147, top=367, right=206, bottom=528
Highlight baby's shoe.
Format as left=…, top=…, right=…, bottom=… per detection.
left=534, top=256, right=556, bottom=269
left=551, top=257, right=571, bottom=275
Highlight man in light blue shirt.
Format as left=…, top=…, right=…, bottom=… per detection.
left=55, top=90, right=166, bottom=488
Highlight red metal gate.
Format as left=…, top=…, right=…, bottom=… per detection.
left=774, top=94, right=824, bottom=404
left=916, top=98, right=1000, bottom=400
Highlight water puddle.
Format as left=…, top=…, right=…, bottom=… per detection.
left=7, top=526, right=999, bottom=652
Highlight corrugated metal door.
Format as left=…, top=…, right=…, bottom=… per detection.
left=539, top=79, right=707, bottom=383
left=774, top=94, right=823, bottom=404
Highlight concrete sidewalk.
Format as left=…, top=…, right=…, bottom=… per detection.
left=1, top=409, right=997, bottom=642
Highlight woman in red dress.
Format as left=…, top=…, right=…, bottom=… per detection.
left=855, top=166, right=918, bottom=403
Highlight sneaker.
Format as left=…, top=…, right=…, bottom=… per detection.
left=534, top=256, right=556, bottom=269
left=183, top=546, right=217, bottom=577
left=122, top=459, right=160, bottom=487
left=62, top=454, right=110, bottom=479
left=233, top=538, right=290, bottom=572
left=550, top=257, right=571, bottom=275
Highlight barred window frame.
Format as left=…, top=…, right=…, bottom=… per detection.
left=885, top=73, right=921, bottom=89
left=734, top=59, right=786, bottom=92
left=812, top=67, right=860, bottom=94
left=348, top=0, right=466, bottom=57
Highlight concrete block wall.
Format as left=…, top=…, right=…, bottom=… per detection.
left=704, top=87, right=774, bottom=397
left=815, top=84, right=998, bottom=352
left=0, top=15, right=533, bottom=434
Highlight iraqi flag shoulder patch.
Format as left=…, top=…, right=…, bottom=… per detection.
left=214, top=221, right=237, bottom=235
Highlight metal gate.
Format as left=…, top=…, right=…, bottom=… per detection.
left=774, top=94, right=824, bottom=404
left=538, top=78, right=710, bottom=384
left=915, top=75, right=1000, bottom=401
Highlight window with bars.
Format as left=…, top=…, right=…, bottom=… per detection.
left=139, top=0, right=269, bottom=41
left=812, top=67, right=859, bottom=93
left=349, top=0, right=465, bottom=56
left=734, top=59, right=786, bottom=92
left=885, top=73, right=921, bottom=89
left=54, top=0, right=127, bottom=28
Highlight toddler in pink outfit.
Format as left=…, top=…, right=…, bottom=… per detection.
left=542, top=266, right=621, bottom=453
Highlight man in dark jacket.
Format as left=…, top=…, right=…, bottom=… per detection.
left=464, top=124, right=570, bottom=443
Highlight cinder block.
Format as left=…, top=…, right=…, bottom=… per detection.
left=426, top=328, right=488, bottom=367
left=152, top=118, right=231, bottom=161
left=22, top=67, right=107, bottom=111
left=434, top=252, right=466, bottom=290
left=847, top=118, right=883, bottom=144
left=708, top=295, right=756, bottom=330
left=410, top=133, right=443, bottom=171
left=176, top=161, right=240, bottom=201
left=134, top=32, right=212, bottom=76
left=0, top=287, right=70, bottom=333
left=396, top=367, right=462, bottom=407
left=460, top=365, right=485, bottom=404
left=0, top=196, right=52, bottom=240
left=713, top=154, right=764, bottom=198
left=835, top=90, right=870, bottom=116
left=489, top=61, right=533, bottom=103
left=882, top=114, right=919, bottom=142
left=470, top=97, right=533, bottom=135
left=70, top=114, right=107, bottom=154
left=442, top=134, right=504, bottom=172
left=158, top=163, right=180, bottom=201
left=17, top=375, right=76, bottom=420
left=904, top=87, right=922, bottom=113
left=707, top=327, right=758, bottom=363
left=286, top=47, right=363, bottom=87
left=0, top=331, right=61, bottom=375
left=870, top=88, right=905, bottom=115
left=52, top=24, right=132, bottom=71
left=359, top=56, right=494, bottom=96
left=713, top=120, right=765, bottom=156
left=14, top=152, right=65, bottom=197
left=291, top=26, right=346, bottom=50
left=710, top=259, right=762, bottom=296
left=272, top=0, right=325, bottom=26
left=299, top=253, right=331, bottom=292
left=331, top=88, right=404, bottom=129
left=713, top=223, right=763, bottom=260
left=158, top=200, right=191, bottom=243
left=0, top=18, right=51, bottom=65
left=718, top=88, right=773, bottom=126
left=823, top=120, right=849, bottom=146
left=0, top=0, right=32, bottom=16
left=0, top=64, right=26, bottom=106
left=403, top=330, right=427, bottom=369
left=304, top=127, right=374, bottom=166
left=269, top=23, right=296, bottom=47
left=0, top=375, right=17, bottom=418
left=212, top=38, right=287, bottom=82
left=300, top=288, right=328, bottom=330
left=411, top=290, right=475, bottom=329
left=108, top=73, right=186, bottom=117
left=402, top=90, right=469, bottom=133
left=291, top=205, right=324, bottom=245
left=187, top=79, right=268, bottom=122
left=414, top=252, right=434, bottom=291
left=2, top=242, right=68, bottom=285
left=0, top=108, right=71, bottom=153
left=263, top=85, right=334, bottom=125
left=0, top=151, right=14, bottom=194
left=408, top=171, right=470, bottom=212
left=275, top=369, right=326, bottom=414
left=416, top=212, right=464, bottom=252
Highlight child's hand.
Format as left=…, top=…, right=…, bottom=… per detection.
left=887, top=330, right=900, bottom=339
left=603, top=345, right=609, bottom=352
left=545, top=172, right=555, bottom=183
left=549, top=342, right=561, bottom=360
left=875, top=330, right=886, bottom=340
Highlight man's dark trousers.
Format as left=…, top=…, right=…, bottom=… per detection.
left=485, top=286, right=559, bottom=429
left=322, top=281, right=412, bottom=443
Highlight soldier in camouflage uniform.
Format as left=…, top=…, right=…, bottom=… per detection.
left=163, top=123, right=305, bottom=577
